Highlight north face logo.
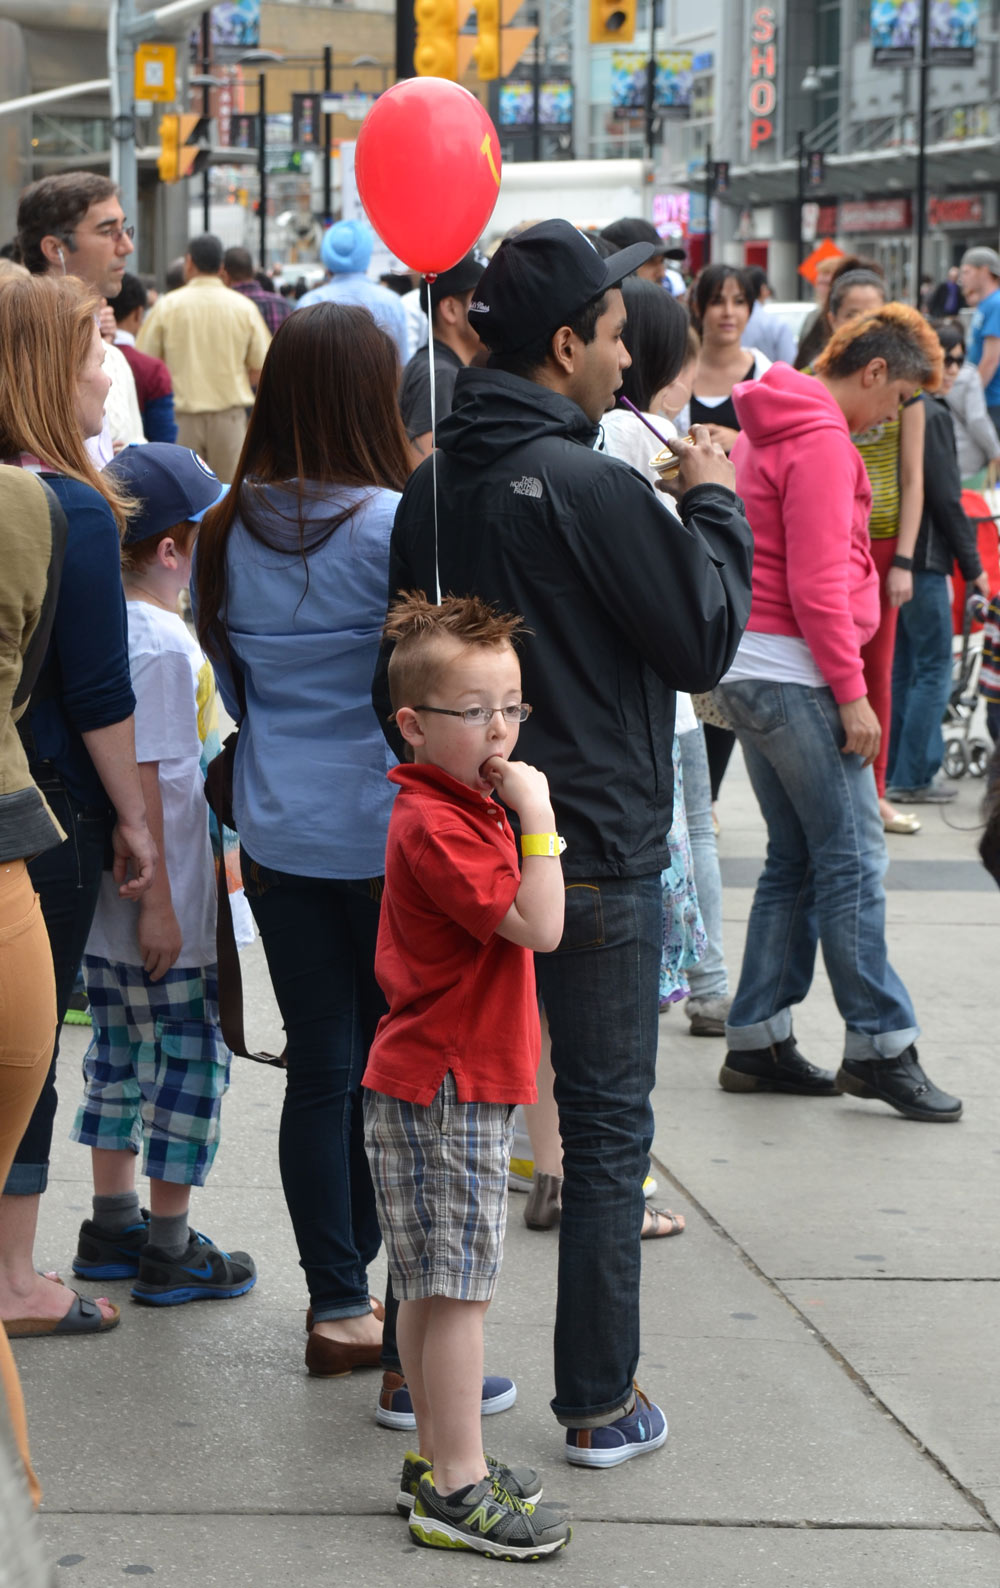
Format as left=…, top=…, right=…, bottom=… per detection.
left=510, top=476, right=543, bottom=499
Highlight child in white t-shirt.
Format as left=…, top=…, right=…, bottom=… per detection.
left=70, top=444, right=256, bottom=1307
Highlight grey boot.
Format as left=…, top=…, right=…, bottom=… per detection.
left=524, top=1171, right=562, bottom=1230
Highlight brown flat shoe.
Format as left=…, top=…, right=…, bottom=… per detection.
left=305, top=1327, right=384, bottom=1378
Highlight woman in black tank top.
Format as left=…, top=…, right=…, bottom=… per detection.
left=688, top=264, right=763, bottom=455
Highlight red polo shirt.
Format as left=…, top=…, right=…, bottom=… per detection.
left=363, top=763, right=539, bottom=1106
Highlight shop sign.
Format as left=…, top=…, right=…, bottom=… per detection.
left=840, top=197, right=911, bottom=233
left=927, top=192, right=997, bottom=228
left=816, top=203, right=839, bottom=233
left=748, top=6, right=777, bottom=153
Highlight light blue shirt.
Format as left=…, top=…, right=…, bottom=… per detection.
left=968, top=285, right=1000, bottom=407
left=294, top=273, right=410, bottom=363
left=742, top=301, right=797, bottom=366
left=194, top=484, right=400, bottom=880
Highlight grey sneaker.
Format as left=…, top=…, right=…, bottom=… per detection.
left=410, top=1473, right=571, bottom=1559
left=685, top=994, right=732, bottom=1037
left=886, top=778, right=957, bottom=804
left=396, top=1452, right=541, bottom=1517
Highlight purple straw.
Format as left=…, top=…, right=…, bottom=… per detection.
left=617, top=394, right=676, bottom=453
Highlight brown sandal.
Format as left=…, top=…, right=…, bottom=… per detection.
left=641, top=1207, right=685, bottom=1240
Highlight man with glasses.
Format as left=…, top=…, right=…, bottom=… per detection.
left=15, top=172, right=145, bottom=463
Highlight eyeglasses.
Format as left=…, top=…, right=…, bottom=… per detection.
left=415, top=704, right=532, bottom=727
left=69, top=223, right=135, bottom=244
left=944, top=353, right=964, bottom=367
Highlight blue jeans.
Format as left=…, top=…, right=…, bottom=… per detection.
left=678, top=724, right=728, bottom=1000
left=534, top=874, right=661, bottom=1427
left=717, top=680, right=918, bottom=1061
left=887, top=571, right=954, bottom=792
left=5, top=774, right=111, bottom=1195
left=240, top=853, right=384, bottom=1321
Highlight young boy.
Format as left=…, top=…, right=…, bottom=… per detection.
left=70, top=443, right=256, bottom=1306
left=364, top=592, right=571, bottom=1561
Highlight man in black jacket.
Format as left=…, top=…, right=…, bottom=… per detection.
left=887, top=379, right=989, bottom=801
left=374, top=220, right=753, bottom=1467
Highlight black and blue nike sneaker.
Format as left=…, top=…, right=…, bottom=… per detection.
left=73, top=1210, right=150, bottom=1281
left=130, top=1229, right=256, bottom=1306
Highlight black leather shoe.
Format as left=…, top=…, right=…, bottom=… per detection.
left=719, top=1035, right=839, bottom=1095
left=836, top=1047, right=962, bottom=1122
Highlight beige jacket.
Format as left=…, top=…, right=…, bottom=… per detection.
left=0, top=469, right=66, bottom=861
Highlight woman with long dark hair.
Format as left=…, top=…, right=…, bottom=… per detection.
left=677, top=264, right=772, bottom=816
left=602, top=278, right=731, bottom=1035
left=193, top=303, right=411, bottom=1375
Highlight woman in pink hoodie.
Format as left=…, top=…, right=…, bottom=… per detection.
left=714, top=306, right=961, bottom=1123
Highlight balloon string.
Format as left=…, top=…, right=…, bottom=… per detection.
left=425, top=275, right=441, bottom=604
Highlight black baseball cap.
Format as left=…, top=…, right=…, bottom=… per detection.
left=468, top=219, right=654, bottom=355
left=105, top=443, right=228, bottom=544
left=601, top=216, right=671, bottom=257
left=420, top=251, right=486, bottom=315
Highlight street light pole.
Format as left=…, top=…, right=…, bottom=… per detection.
left=914, top=0, right=930, bottom=305
left=704, top=140, right=713, bottom=264
left=200, top=12, right=211, bottom=232
left=644, top=0, right=657, bottom=163
left=258, top=70, right=267, bottom=269
left=322, top=44, right=332, bottom=225
left=796, top=127, right=805, bottom=299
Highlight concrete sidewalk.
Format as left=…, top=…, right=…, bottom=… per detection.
left=16, top=749, right=1000, bottom=1587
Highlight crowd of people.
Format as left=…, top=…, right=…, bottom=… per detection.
left=2, top=169, right=998, bottom=1565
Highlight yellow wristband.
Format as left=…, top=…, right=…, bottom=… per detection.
left=520, top=833, right=567, bottom=858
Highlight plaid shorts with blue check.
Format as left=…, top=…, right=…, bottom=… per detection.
left=70, top=955, right=231, bottom=1186
left=364, top=1072, right=515, bottom=1303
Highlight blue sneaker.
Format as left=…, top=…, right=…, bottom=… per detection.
left=72, top=1210, right=150, bottom=1281
left=564, top=1384, right=668, bottom=1468
left=130, top=1229, right=256, bottom=1307
left=377, top=1371, right=517, bottom=1430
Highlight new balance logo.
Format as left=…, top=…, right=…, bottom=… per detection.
left=510, top=476, right=543, bottom=499
left=465, top=1501, right=505, bottom=1535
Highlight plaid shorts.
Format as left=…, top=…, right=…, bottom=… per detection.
left=70, top=956, right=231, bottom=1187
left=364, top=1073, right=514, bottom=1303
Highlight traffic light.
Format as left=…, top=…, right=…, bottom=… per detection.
left=157, top=113, right=180, bottom=182
left=413, top=0, right=459, bottom=78
left=157, top=113, right=212, bottom=183
left=589, top=0, right=636, bottom=45
left=474, top=0, right=500, bottom=80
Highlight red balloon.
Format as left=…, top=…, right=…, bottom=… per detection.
left=355, top=78, right=502, bottom=276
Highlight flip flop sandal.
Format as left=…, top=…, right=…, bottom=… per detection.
left=4, top=1293, right=121, bottom=1338
left=641, top=1207, right=685, bottom=1240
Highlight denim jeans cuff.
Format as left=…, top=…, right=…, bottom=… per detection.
left=3, top=1161, right=49, bottom=1196
left=724, top=1008, right=793, bottom=1050
left=686, top=974, right=729, bottom=1002
left=310, top=1300, right=376, bottom=1323
left=553, top=1390, right=636, bottom=1430
left=843, top=1025, right=920, bottom=1062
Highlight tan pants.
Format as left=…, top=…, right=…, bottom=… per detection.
left=176, top=406, right=248, bottom=484
left=0, top=860, right=57, bottom=1509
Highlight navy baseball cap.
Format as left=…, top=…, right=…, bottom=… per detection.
left=105, top=444, right=229, bottom=544
left=468, top=219, right=655, bottom=355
